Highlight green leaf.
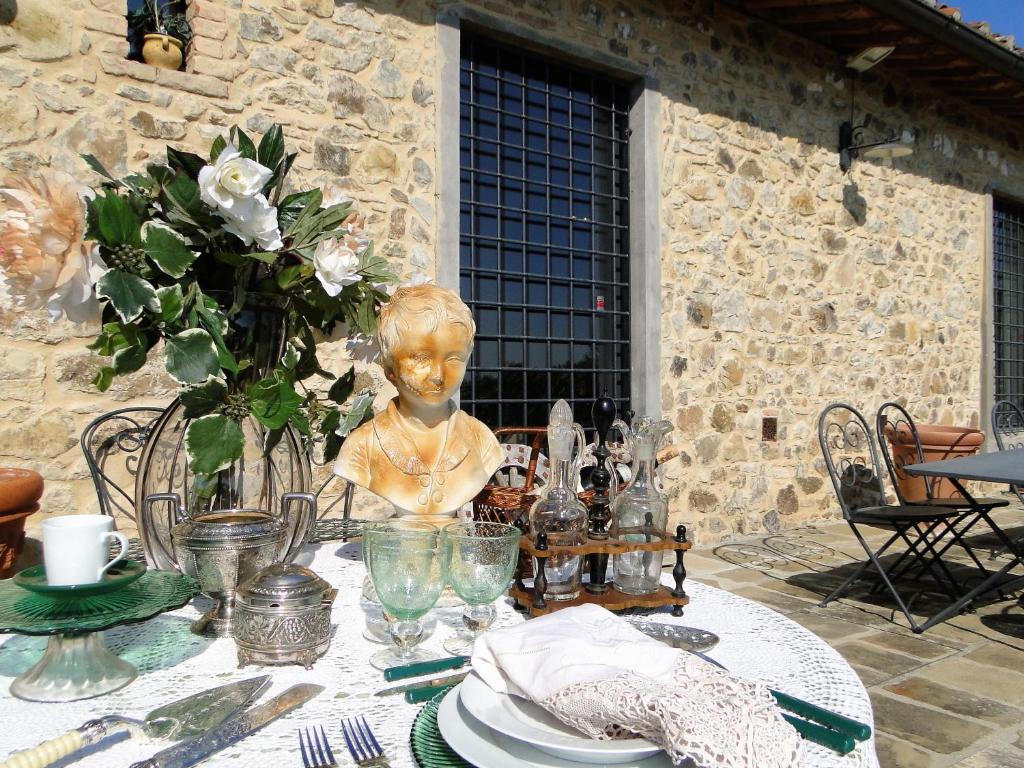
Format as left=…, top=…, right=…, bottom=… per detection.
left=281, top=342, right=300, bottom=370
left=180, top=375, right=228, bottom=418
left=249, top=376, right=303, bottom=430
left=246, top=251, right=279, bottom=264
left=157, top=284, right=184, bottom=323
left=185, top=414, right=245, bottom=475
left=328, top=368, right=355, bottom=405
left=163, top=173, right=204, bottom=220
left=257, top=124, right=285, bottom=170
left=93, top=366, right=115, bottom=392
left=167, top=147, right=206, bottom=179
left=165, top=328, right=221, bottom=384
left=113, top=340, right=147, bottom=375
left=95, top=269, right=160, bottom=322
left=82, top=154, right=115, bottom=181
left=289, top=410, right=311, bottom=436
left=275, top=264, right=308, bottom=290
left=143, top=222, right=198, bottom=278
left=210, top=135, right=227, bottom=162
left=232, top=127, right=257, bottom=160
left=91, top=190, right=143, bottom=247
left=283, top=189, right=322, bottom=239
left=262, top=426, right=285, bottom=457
left=337, top=391, right=375, bottom=438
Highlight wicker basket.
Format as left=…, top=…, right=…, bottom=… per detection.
left=472, top=428, right=547, bottom=526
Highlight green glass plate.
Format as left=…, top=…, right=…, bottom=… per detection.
left=0, top=569, right=198, bottom=636
left=410, top=689, right=473, bottom=768
left=13, top=560, right=146, bottom=598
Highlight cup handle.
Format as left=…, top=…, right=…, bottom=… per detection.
left=99, top=532, right=129, bottom=579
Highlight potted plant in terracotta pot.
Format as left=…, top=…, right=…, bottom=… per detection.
left=0, top=469, right=43, bottom=578
left=128, top=0, right=193, bottom=71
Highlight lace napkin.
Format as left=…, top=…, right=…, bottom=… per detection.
left=471, top=604, right=803, bottom=768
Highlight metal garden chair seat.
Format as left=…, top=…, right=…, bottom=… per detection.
left=875, top=401, right=1006, bottom=578
left=818, top=403, right=972, bottom=633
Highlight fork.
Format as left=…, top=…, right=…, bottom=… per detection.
left=299, top=725, right=337, bottom=768
left=340, top=716, right=390, bottom=767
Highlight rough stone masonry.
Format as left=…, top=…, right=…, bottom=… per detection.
left=0, top=0, right=1021, bottom=544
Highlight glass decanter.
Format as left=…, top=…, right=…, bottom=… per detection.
left=610, top=416, right=672, bottom=595
left=528, top=399, right=588, bottom=601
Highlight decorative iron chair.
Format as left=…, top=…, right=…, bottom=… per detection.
left=991, top=399, right=1024, bottom=507
left=819, top=403, right=968, bottom=633
left=81, top=407, right=165, bottom=562
left=875, top=401, right=1006, bottom=584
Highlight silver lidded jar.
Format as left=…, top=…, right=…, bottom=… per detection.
left=235, top=563, right=336, bottom=670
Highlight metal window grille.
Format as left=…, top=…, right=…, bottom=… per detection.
left=994, top=197, right=1024, bottom=407
left=458, top=35, right=632, bottom=429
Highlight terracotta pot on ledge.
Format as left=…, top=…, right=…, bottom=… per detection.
left=883, top=423, right=985, bottom=502
left=0, top=468, right=43, bottom=578
left=142, top=33, right=184, bottom=70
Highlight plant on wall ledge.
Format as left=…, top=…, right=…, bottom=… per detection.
left=0, top=124, right=396, bottom=477
left=128, top=0, right=194, bottom=70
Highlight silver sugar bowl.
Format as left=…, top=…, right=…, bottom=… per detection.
left=234, top=563, right=335, bottom=669
left=142, top=491, right=315, bottom=638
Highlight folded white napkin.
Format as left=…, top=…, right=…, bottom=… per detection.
left=472, top=604, right=802, bottom=768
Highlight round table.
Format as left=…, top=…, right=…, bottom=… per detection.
left=0, top=542, right=878, bottom=767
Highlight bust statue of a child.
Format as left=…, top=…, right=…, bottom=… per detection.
left=333, top=285, right=503, bottom=527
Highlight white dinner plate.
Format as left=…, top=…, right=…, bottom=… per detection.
left=437, top=686, right=673, bottom=768
left=458, top=671, right=663, bottom=765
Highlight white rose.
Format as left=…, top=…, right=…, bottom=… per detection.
left=199, top=144, right=282, bottom=250
left=220, top=195, right=283, bottom=251
left=198, top=144, right=273, bottom=215
left=313, top=238, right=360, bottom=297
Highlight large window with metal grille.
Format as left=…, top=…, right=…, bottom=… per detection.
left=994, top=197, right=1024, bottom=406
left=458, top=34, right=632, bottom=429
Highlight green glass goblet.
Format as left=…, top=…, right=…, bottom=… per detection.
left=363, top=520, right=449, bottom=670
left=441, top=521, right=521, bottom=655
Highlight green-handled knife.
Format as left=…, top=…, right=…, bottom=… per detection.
left=376, top=671, right=470, bottom=699
left=384, top=656, right=470, bottom=682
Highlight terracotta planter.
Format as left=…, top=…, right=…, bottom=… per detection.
left=0, top=468, right=43, bottom=515
left=142, top=34, right=184, bottom=70
left=0, top=505, right=38, bottom=578
left=883, top=423, right=985, bottom=501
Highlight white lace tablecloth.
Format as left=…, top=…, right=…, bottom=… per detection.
left=0, top=542, right=878, bottom=768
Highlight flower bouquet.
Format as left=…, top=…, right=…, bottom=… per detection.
left=0, top=125, right=394, bottom=480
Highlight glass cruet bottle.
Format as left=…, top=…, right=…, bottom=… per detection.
left=609, top=416, right=672, bottom=595
left=528, top=399, right=588, bottom=601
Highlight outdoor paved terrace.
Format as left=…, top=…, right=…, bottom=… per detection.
left=692, top=508, right=1024, bottom=768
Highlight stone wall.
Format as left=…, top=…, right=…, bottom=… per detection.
left=1, top=0, right=1022, bottom=544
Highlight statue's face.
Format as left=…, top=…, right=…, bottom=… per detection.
left=386, top=323, right=471, bottom=407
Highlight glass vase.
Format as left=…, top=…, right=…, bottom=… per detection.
left=134, top=295, right=311, bottom=570
left=610, top=416, right=672, bottom=595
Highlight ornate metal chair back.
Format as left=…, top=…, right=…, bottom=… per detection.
left=991, top=399, right=1024, bottom=505
left=80, top=406, right=164, bottom=527
left=818, top=403, right=888, bottom=519
left=875, top=401, right=931, bottom=505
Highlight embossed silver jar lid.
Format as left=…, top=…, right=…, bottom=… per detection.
left=236, top=563, right=331, bottom=609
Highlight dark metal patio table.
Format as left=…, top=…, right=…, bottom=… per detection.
left=904, top=450, right=1024, bottom=630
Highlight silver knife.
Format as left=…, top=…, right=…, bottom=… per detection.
left=128, top=683, right=324, bottom=768
left=375, top=670, right=471, bottom=697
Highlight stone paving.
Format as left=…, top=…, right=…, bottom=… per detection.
left=691, top=509, right=1024, bottom=768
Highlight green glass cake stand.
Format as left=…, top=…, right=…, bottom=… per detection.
left=0, top=569, right=197, bottom=702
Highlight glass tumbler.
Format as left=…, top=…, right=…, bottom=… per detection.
left=441, top=521, right=521, bottom=655
left=363, top=520, right=449, bottom=670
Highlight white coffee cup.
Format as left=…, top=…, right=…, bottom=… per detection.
left=42, top=515, right=129, bottom=586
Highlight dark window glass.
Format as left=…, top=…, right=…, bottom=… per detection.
left=995, top=198, right=1024, bottom=407
left=460, top=35, right=632, bottom=428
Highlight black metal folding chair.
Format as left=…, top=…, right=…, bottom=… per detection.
left=991, top=399, right=1024, bottom=506
left=876, top=401, right=1007, bottom=579
left=819, top=403, right=970, bottom=633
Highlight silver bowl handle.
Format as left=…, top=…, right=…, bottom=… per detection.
left=141, top=493, right=183, bottom=572
left=280, top=492, right=316, bottom=562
